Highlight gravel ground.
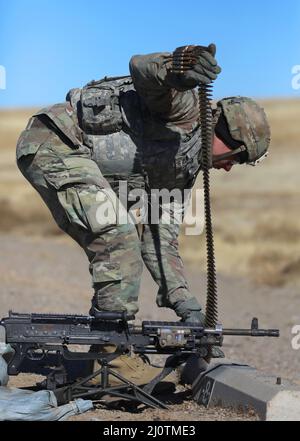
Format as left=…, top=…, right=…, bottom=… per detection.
left=1, top=233, right=299, bottom=421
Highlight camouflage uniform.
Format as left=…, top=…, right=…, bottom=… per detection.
left=16, top=52, right=205, bottom=318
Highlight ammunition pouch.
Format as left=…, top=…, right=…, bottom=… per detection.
left=79, top=76, right=133, bottom=135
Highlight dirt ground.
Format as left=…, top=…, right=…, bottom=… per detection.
left=1, top=233, right=299, bottom=421
left=0, top=100, right=300, bottom=420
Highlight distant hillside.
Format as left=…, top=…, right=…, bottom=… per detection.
left=0, top=99, right=300, bottom=151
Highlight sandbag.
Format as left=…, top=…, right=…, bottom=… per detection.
left=0, top=343, right=93, bottom=420
left=0, top=343, right=13, bottom=386
left=0, top=387, right=93, bottom=421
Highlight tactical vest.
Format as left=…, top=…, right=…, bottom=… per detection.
left=67, top=76, right=202, bottom=193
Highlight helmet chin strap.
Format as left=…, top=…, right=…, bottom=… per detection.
left=212, top=145, right=247, bottom=165
left=212, top=148, right=269, bottom=167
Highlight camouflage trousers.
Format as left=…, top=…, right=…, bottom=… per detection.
left=16, top=117, right=201, bottom=317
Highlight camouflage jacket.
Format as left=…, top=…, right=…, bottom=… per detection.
left=17, top=52, right=202, bottom=192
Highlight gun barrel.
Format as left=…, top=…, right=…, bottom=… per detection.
left=223, top=328, right=279, bottom=337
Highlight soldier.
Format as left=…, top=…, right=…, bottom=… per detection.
left=16, top=44, right=270, bottom=384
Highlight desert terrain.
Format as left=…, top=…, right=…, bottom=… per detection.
left=0, top=99, right=300, bottom=420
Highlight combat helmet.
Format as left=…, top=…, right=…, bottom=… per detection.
left=215, top=96, right=271, bottom=165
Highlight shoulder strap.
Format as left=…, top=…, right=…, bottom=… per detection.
left=34, top=103, right=82, bottom=147
left=85, top=75, right=132, bottom=88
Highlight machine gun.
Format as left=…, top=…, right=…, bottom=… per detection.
left=0, top=310, right=279, bottom=409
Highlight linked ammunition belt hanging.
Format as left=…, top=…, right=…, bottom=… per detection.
left=171, top=46, right=218, bottom=328
left=198, top=83, right=218, bottom=328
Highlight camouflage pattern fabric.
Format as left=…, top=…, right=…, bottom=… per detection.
left=16, top=51, right=271, bottom=321
left=217, top=97, right=271, bottom=163
left=17, top=117, right=143, bottom=315
left=17, top=53, right=268, bottom=318
left=15, top=52, right=207, bottom=318
left=141, top=203, right=202, bottom=315
left=16, top=116, right=199, bottom=316
left=129, top=53, right=200, bottom=137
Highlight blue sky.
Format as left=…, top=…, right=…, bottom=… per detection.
left=0, top=0, right=300, bottom=107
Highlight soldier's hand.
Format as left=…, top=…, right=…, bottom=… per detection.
left=168, top=43, right=221, bottom=89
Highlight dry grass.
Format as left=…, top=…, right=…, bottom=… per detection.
left=261, top=98, right=300, bottom=149
left=0, top=108, right=36, bottom=150
left=0, top=100, right=300, bottom=287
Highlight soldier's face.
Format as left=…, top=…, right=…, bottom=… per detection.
left=212, top=135, right=237, bottom=172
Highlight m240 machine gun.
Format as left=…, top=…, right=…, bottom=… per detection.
left=0, top=311, right=279, bottom=409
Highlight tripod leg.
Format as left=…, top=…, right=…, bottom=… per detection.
left=53, top=364, right=169, bottom=409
